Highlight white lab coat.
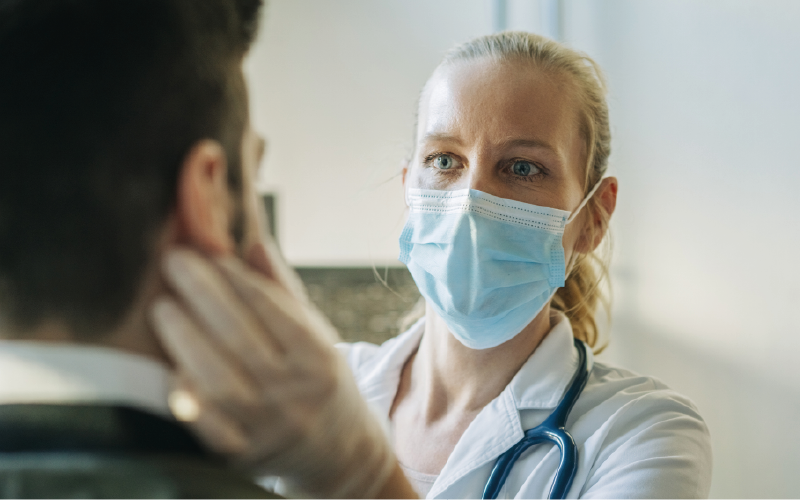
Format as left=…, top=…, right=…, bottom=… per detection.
left=337, top=313, right=712, bottom=499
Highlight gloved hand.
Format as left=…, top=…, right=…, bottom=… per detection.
left=149, top=244, right=398, bottom=498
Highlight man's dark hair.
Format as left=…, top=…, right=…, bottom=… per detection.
left=0, top=0, right=263, bottom=336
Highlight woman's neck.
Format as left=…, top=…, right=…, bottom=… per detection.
left=408, top=304, right=553, bottom=423
left=388, top=303, right=555, bottom=475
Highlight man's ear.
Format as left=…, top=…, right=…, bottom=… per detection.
left=576, top=176, right=618, bottom=253
left=175, top=140, right=235, bottom=255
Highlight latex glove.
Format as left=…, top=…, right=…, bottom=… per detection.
left=150, top=246, right=397, bottom=498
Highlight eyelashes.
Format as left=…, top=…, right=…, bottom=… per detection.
left=421, top=152, right=547, bottom=183
left=423, top=152, right=457, bottom=167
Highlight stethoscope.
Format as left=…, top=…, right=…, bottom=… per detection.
left=482, top=338, right=591, bottom=499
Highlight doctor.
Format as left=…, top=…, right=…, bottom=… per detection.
left=338, top=32, right=713, bottom=498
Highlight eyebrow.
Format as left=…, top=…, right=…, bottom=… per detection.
left=421, top=132, right=464, bottom=146
left=421, top=133, right=558, bottom=155
left=498, top=137, right=558, bottom=154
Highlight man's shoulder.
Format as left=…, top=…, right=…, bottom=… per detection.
left=0, top=454, right=279, bottom=499
left=0, top=404, right=277, bottom=498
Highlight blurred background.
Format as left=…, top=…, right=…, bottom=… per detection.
left=244, top=1, right=800, bottom=497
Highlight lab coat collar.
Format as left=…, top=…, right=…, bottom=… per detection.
left=354, top=312, right=591, bottom=498
left=509, top=312, right=585, bottom=410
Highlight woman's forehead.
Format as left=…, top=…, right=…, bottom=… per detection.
left=417, top=59, right=581, bottom=150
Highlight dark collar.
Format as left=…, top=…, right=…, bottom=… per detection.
left=0, top=404, right=210, bottom=457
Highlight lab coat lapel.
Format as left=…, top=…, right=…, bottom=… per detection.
left=429, top=314, right=580, bottom=499
left=510, top=315, right=581, bottom=410
left=428, top=389, right=524, bottom=498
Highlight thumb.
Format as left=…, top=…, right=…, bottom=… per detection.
left=244, top=237, right=309, bottom=302
left=244, top=239, right=279, bottom=281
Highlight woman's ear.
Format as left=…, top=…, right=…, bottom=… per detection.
left=175, top=139, right=235, bottom=255
left=576, top=176, right=618, bottom=253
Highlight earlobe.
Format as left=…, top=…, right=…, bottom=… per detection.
left=175, top=140, right=235, bottom=255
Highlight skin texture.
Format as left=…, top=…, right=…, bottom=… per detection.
left=392, top=58, right=618, bottom=475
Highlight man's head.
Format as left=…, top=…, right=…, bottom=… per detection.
left=0, top=0, right=264, bottom=338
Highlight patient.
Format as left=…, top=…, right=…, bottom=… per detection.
left=0, top=0, right=411, bottom=498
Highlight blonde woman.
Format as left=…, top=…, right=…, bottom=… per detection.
left=339, top=32, right=712, bottom=498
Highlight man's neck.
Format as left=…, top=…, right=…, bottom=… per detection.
left=0, top=270, right=172, bottom=366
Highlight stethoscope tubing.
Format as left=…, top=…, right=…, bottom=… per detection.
left=482, top=338, right=590, bottom=499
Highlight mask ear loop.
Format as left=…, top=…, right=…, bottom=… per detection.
left=564, top=177, right=607, bottom=278
left=565, top=177, right=606, bottom=225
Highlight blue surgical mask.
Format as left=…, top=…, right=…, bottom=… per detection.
left=399, top=185, right=600, bottom=349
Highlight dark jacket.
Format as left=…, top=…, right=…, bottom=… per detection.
left=0, top=404, right=278, bottom=498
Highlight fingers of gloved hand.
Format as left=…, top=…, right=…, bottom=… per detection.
left=163, top=248, right=281, bottom=368
left=151, top=297, right=260, bottom=406
left=215, top=256, right=340, bottom=356
left=243, top=238, right=278, bottom=282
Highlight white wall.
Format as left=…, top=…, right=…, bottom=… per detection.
left=245, top=0, right=495, bottom=266
left=562, top=1, right=800, bottom=497
left=568, top=0, right=800, bottom=379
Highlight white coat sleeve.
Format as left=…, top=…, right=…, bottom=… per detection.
left=580, top=391, right=713, bottom=499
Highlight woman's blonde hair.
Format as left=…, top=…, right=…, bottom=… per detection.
left=403, top=31, right=613, bottom=350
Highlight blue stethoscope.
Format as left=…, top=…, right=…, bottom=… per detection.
left=482, top=338, right=591, bottom=499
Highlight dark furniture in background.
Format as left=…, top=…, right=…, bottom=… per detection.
left=263, top=194, right=422, bottom=345
left=296, top=267, right=421, bottom=345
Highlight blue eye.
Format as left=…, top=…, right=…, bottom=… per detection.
left=512, top=160, right=539, bottom=176
left=433, top=155, right=456, bottom=170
